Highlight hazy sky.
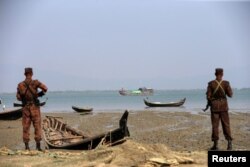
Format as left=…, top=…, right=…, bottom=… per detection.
left=0, top=0, right=249, bottom=92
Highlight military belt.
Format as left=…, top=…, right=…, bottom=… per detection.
left=213, top=98, right=227, bottom=101
left=26, top=101, right=35, bottom=104
left=24, top=100, right=39, bottom=106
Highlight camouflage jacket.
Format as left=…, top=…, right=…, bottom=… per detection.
left=16, top=78, right=47, bottom=104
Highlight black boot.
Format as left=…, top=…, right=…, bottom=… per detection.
left=25, top=142, right=30, bottom=151
left=36, top=142, right=42, bottom=151
left=210, top=140, right=218, bottom=150
left=227, top=140, right=232, bottom=150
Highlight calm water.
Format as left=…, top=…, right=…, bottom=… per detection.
left=0, top=89, right=249, bottom=113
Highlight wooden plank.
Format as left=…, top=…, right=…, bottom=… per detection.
left=48, top=135, right=83, bottom=141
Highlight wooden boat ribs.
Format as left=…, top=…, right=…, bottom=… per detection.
left=42, top=110, right=130, bottom=150
left=43, top=116, right=85, bottom=147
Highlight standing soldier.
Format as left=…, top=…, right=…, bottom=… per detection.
left=16, top=68, right=48, bottom=151
left=206, top=68, right=233, bottom=150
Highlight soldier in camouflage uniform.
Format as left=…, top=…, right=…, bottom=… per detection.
left=206, top=68, right=233, bottom=150
left=16, top=68, right=48, bottom=151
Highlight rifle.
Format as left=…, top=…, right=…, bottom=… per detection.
left=14, top=97, right=48, bottom=107
left=202, top=100, right=211, bottom=112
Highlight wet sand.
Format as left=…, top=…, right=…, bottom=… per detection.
left=0, top=110, right=249, bottom=166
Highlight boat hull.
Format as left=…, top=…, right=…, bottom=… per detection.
left=0, top=108, right=22, bottom=120
left=144, top=98, right=186, bottom=107
left=72, top=106, right=93, bottom=113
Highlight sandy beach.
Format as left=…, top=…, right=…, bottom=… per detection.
left=0, top=110, right=249, bottom=166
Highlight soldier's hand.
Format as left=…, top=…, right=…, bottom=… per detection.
left=37, top=91, right=45, bottom=97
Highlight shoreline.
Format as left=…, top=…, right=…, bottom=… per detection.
left=0, top=110, right=249, bottom=166
left=41, top=107, right=250, bottom=114
left=0, top=110, right=249, bottom=151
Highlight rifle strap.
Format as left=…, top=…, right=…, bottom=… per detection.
left=24, top=81, right=37, bottom=100
left=212, top=80, right=226, bottom=97
left=21, top=81, right=31, bottom=98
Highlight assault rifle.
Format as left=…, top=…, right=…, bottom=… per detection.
left=14, top=97, right=48, bottom=107
left=202, top=100, right=211, bottom=112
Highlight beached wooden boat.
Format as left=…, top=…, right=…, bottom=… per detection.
left=144, top=98, right=186, bottom=107
left=119, top=87, right=154, bottom=96
left=72, top=106, right=93, bottom=113
left=0, top=107, right=22, bottom=120
left=42, top=110, right=130, bottom=150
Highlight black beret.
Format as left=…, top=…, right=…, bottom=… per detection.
left=24, top=67, right=33, bottom=74
left=215, top=68, right=223, bottom=75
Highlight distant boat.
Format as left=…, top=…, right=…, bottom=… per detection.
left=42, top=110, right=130, bottom=150
left=119, top=87, right=154, bottom=96
left=72, top=106, right=93, bottom=113
left=144, top=98, right=186, bottom=107
left=0, top=107, right=22, bottom=120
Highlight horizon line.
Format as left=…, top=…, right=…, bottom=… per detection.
left=0, top=87, right=249, bottom=94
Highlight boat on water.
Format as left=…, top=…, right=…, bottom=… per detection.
left=42, top=110, right=130, bottom=150
left=144, top=98, right=186, bottom=107
left=119, top=87, right=154, bottom=96
left=72, top=106, right=93, bottom=113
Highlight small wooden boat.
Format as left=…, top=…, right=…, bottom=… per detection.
left=119, top=87, right=154, bottom=96
left=42, top=110, right=130, bottom=150
left=72, top=106, right=93, bottom=113
left=0, top=107, right=22, bottom=120
left=144, top=98, right=186, bottom=107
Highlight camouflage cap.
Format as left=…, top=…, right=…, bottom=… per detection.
left=24, top=67, right=33, bottom=74
left=215, top=68, right=223, bottom=75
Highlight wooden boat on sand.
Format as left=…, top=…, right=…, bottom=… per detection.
left=144, top=98, right=186, bottom=107
left=42, top=110, right=130, bottom=150
left=0, top=107, right=22, bottom=120
left=72, top=106, right=93, bottom=113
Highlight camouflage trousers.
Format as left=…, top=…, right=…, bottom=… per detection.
left=22, top=104, right=42, bottom=143
left=211, top=111, right=233, bottom=141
